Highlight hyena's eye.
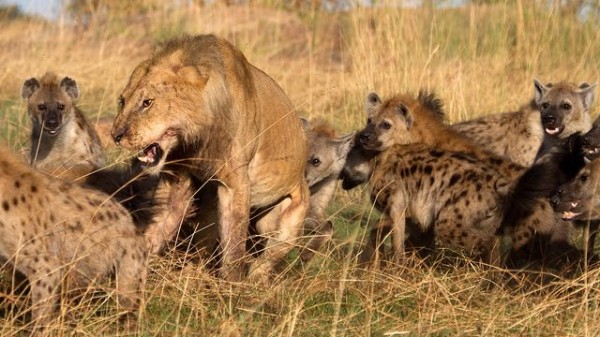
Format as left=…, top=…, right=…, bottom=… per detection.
left=580, top=173, right=589, bottom=183
left=540, top=103, right=550, bottom=110
left=367, top=118, right=372, bottom=125
left=310, top=158, right=321, bottom=167
left=37, top=104, right=46, bottom=111
left=142, top=99, right=154, bottom=108
left=118, top=97, right=125, bottom=110
left=57, top=104, right=65, bottom=111
left=381, top=121, right=392, bottom=130
left=562, top=103, right=572, bottom=110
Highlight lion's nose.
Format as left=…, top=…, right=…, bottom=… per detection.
left=112, top=127, right=128, bottom=146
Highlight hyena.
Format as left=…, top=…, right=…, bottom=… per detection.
left=21, top=72, right=105, bottom=180
left=553, top=159, right=600, bottom=225
left=346, top=90, right=585, bottom=267
left=548, top=119, right=600, bottom=256
left=0, top=144, right=147, bottom=331
left=452, top=79, right=596, bottom=167
left=355, top=92, right=512, bottom=263
left=298, top=118, right=354, bottom=263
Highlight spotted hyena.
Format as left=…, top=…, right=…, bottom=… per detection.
left=0, top=144, right=146, bottom=331
left=452, top=79, right=596, bottom=167
left=21, top=72, right=105, bottom=180
left=346, top=90, right=586, bottom=267
left=298, top=118, right=354, bottom=263
left=355, top=92, right=512, bottom=263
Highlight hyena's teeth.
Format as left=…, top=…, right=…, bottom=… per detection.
left=562, top=211, right=581, bottom=219
left=545, top=127, right=560, bottom=135
left=571, top=202, right=579, bottom=208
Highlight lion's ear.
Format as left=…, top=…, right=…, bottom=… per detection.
left=175, top=65, right=209, bottom=87
left=22, top=77, right=40, bottom=100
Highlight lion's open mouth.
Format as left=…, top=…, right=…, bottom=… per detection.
left=138, top=143, right=163, bottom=166
left=544, top=125, right=564, bottom=136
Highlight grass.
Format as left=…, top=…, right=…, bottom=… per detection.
left=2, top=0, right=600, bottom=336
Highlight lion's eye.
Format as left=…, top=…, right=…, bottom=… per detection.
left=118, top=97, right=125, bottom=109
left=57, top=104, right=65, bottom=111
left=381, top=121, right=392, bottom=130
left=562, top=103, right=572, bottom=110
left=540, top=103, right=550, bottom=110
left=311, top=158, right=321, bottom=167
left=580, top=174, right=589, bottom=182
left=367, top=118, right=372, bottom=125
left=142, top=99, right=154, bottom=108
left=37, top=104, right=46, bottom=111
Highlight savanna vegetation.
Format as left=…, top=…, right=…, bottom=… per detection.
left=1, top=0, right=600, bottom=335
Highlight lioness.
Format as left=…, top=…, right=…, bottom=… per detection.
left=111, top=34, right=309, bottom=281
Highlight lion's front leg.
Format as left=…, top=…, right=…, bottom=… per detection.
left=144, top=176, right=195, bottom=254
left=217, top=177, right=251, bottom=282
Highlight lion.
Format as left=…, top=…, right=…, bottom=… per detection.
left=111, top=34, right=309, bottom=282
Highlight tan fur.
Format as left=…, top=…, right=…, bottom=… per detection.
left=452, top=103, right=543, bottom=167
left=297, top=118, right=354, bottom=263
left=453, top=80, right=596, bottom=167
left=21, top=72, right=105, bottom=180
left=368, top=144, right=505, bottom=264
left=352, top=91, right=576, bottom=265
left=0, top=144, right=146, bottom=332
left=111, top=34, right=309, bottom=282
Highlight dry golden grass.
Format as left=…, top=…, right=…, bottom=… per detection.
left=2, top=1, right=600, bottom=336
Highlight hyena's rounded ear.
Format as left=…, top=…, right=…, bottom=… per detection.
left=533, top=78, right=550, bottom=105
left=335, top=133, right=356, bottom=157
left=300, top=117, right=310, bottom=131
left=398, top=103, right=413, bottom=129
left=60, top=77, right=79, bottom=100
left=579, top=82, right=597, bottom=110
left=21, top=77, right=41, bottom=100
left=365, top=92, right=382, bottom=115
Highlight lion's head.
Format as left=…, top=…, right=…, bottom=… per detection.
left=112, top=46, right=213, bottom=175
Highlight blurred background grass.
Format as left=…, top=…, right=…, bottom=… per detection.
left=2, top=1, right=600, bottom=336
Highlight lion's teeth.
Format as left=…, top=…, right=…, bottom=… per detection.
left=137, top=156, right=148, bottom=163
left=571, top=202, right=579, bottom=208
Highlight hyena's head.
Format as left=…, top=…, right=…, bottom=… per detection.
left=357, top=91, right=444, bottom=152
left=302, top=118, right=354, bottom=187
left=552, top=159, right=600, bottom=221
left=582, top=116, right=600, bottom=162
left=21, top=72, right=79, bottom=137
left=534, top=79, right=596, bottom=139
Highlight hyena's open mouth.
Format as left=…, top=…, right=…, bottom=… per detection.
left=583, top=146, right=600, bottom=163
left=138, top=143, right=163, bottom=166
left=43, top=127, right=61, bottom=136
left=559, top=201, right=584, bottom=220
left=544, top=124, right=565, bottom=136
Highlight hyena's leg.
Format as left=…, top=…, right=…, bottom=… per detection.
left=22, top=258, right=62, bottom=333
left=144, top=176, right=194, bottom=254
left=115, top=242, right=148, bottom=325
left=298, top=218, right=333, bottom=264
left=388, top=204, right=407, bottom=264
left=249, top=183, right=309, bottom=282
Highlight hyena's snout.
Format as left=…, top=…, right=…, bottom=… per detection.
left=42, top=110, right=62, bottom=130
